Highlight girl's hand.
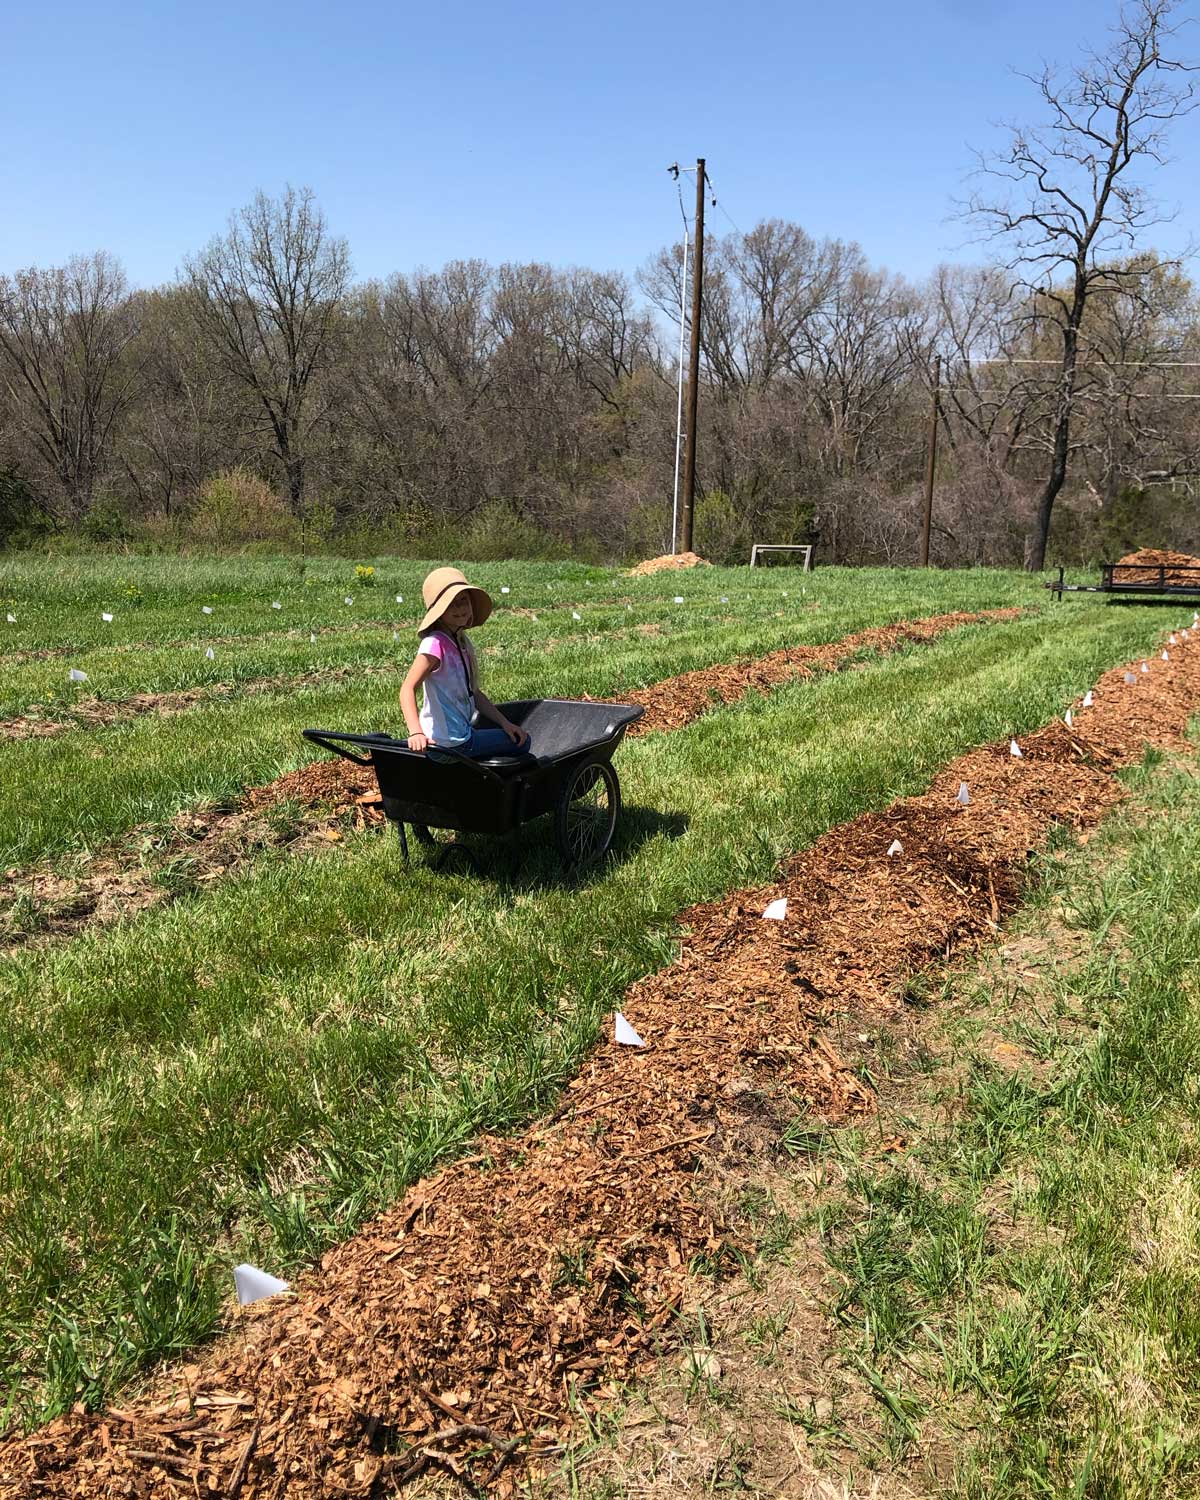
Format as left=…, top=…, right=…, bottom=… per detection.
left=503, top=721, right=529, bottom=747
left=407, top=732, right=429, bottom=754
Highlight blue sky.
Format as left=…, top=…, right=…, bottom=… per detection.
left=4, top=0, right=1199, bottom=290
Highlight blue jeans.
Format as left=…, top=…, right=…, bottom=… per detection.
left=423, top=727, right=532, bottom=760
left=461, top=726, right=530, bottom=758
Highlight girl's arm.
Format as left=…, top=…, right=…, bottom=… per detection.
left=400, top=654, right=437, bottom=752
left=474, top=688, right=529, bottom=746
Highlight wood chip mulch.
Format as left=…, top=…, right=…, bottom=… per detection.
left=625, top=551, right=712, bottom=576
left=620, top=608, right=1021, bottom=734
left=1116, top=546, right=1200, bottom=585
left=3, top=625, right=1198, bottom=1499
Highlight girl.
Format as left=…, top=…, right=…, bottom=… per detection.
left=400, top=567, right=530, bottom=757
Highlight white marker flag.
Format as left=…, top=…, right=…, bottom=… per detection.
left=272, top=600, right=282, bottom=610
left=1170, top=634, right=1178, bottom=646
left=572, top=610, right=581, bottom=620
left=674, top=595, right=684, bottom=604
left=233, top=1264, right=290, bottom=1305
left=1141, top=662, right=1150, bottom=674
left=205, top=647, right=214, bottom=660
left=762, top=897, right=788, bottom=921
left=1064, top=709, right=1073, bottom=727
left=501, top=586, right=510, bottom=594
left=720, top=596, right=728, bottom=603
left=202, top=606, right=213, bottom=615
left=1082, top=691, right=1094, bottom=707
left=1010, top=739, right=1023, bottom=759
left=614, top=1012, right=645, bottom=1047
left=1162, top=651, right=1170, bottom=661
left=1124, top=672, right=1137, bottom=685
left=344, top=596, right=353, bottom=605
left=957, top=782, right=970, bottom=806
left=310, top=632, right=316, bottom=644
left=396, top=594, right=403, bottom=604
left=887, top=839, right=903, bottom=857
left=5, top=614, right=13, bottom=624
left=68, top=667, right=88, bottom=682
left=101, top=612, right=113, bottom=622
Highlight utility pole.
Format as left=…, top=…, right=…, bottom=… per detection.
left=920, top=353, right=941, bottom=567
left=679, top=157, right=705, bottom=554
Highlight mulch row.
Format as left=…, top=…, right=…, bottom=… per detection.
left=2, top=617, right=1197, bottom=1498
left=253, top=609, right=1020, bottom=810
left=1, top=609, right=1010, bottom=951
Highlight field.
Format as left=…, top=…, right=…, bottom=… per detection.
left=1, top=553, right=1197, bottom=1497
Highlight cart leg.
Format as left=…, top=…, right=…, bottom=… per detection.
left=1055, top=566, right=1064, bottom=601
left=396, top=821, right=409, bottom=862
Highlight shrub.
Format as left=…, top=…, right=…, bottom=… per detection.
left=190, top=469, right=296, bottom=546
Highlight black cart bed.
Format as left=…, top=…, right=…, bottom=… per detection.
left=303, top=697, right=643, bottom=868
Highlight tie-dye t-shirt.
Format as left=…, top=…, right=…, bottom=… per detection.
left=416, top=630, right=476, bottom=745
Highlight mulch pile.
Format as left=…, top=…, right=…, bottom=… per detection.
left=4, top=619, right=1199, bottom=1497
left=626, top=552, right=711, bottom=576
left=1115, top=547, right=1200, bottom=585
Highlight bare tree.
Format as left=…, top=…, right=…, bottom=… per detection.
left=965, top=0, right=1197, bottom=569
left=0, top=252, right=139, bottom=517
left=183, top=186, right=350, bottom=511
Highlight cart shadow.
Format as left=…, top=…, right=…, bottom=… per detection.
left=395, top=804, right=689, bottom=891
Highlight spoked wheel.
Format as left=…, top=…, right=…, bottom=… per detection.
left=555, top=758, right=620, bottom=868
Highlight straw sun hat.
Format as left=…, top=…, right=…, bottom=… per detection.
left=418, top=567, right=494, bottom=633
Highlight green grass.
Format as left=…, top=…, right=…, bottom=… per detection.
left=819, top=749, right=1200, bottom=1498
left=0, top=553, right=1189, bottom=1434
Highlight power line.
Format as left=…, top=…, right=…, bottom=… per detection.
left=700, top=166, right=743, bottom=237
left=968, top=357, right=1200, bottom=368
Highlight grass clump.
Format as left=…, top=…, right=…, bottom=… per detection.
left=819, top=751, right=1200, bottom=1499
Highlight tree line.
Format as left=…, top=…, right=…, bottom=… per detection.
left=1, top=1, right=1196, bottom=567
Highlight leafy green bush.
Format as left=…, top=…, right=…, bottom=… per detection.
left=190, top=468, right=296, bottom=546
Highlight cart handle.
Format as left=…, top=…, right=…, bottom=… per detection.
left=301, top=729, right=510, bottom=786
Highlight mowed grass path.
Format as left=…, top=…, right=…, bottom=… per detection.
left=0, top=556, right=1185, bottom=1427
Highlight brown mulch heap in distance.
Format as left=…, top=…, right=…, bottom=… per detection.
left=626, top=551, right=712, bottom=576
left=1116, top=547, right=1200, bottom=585
left=4, top=631, right=1199, bottom=1498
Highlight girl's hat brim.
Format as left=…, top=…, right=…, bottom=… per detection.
left=419, top=580, right=493, bottom=633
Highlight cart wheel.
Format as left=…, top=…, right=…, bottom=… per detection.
left=555, top=759, right=619, bottom=867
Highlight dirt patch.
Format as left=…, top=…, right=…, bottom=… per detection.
left=627, top=552, right=712, bottom=576
left=0, top=793, right=383, bottom=952
left=1116, top=547, right=1200, bottom=585
left=5, top=633, right=1199, bottom=1496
